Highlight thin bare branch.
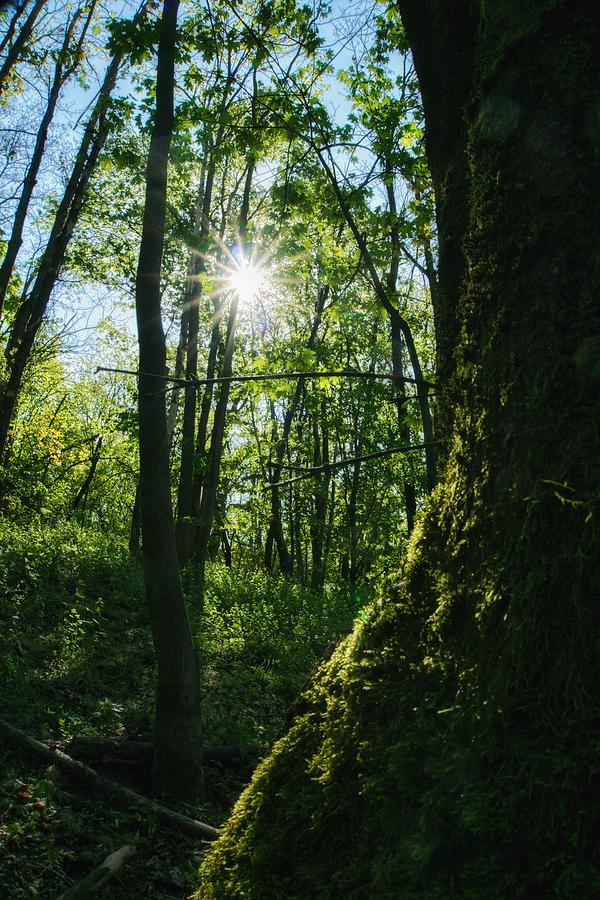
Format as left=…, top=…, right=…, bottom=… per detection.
left=95, top=366, right=434, bottom=389
left=263, top=441, right=438, bottom=490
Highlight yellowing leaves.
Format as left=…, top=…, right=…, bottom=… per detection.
left=399, top=123, right=424, bottom=148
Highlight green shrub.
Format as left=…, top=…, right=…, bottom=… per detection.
left=0, top=519, right=144, bottom=633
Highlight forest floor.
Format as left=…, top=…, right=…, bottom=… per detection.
left=0, top=522, right=360, bottom=898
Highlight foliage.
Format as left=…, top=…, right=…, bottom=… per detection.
left=197, top=562, right=359, bottom=746
left=0, top=521, right=359, bottom=897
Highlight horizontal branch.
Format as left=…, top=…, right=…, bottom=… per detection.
left=96, top=366, right=434, bottom=390
left=264, top=441, right=438, bottom=490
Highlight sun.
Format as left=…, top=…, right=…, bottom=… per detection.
left=227, top=258, right=266, bottom=305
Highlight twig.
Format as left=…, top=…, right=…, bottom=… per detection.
left=263, top=441, right=438, bottom=490
left=0, top=719, right=219, bottom=840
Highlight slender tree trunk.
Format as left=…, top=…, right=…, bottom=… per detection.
left=71, top=436, right=102, bottom=519
left=128, top=484, right=142, bottom=560
left=186, top=136, right=233, bottom=546
left=264, top=400, right=292, bottom=573
left=0, top=18, right=131, bottom=463
left=176, top=111, right=237, bottom=563
left=0, top=2, right=96, bottom=318
left=0, top=0, right=45, bottom=98
left=194, top=157, right=254, bottom=581
left=310, top=400, right=330, bottom=591
left=265, top=286, right=328, bottom=571
left=389, top=309, right=417, bottom=532
left=176, top=152, right=215, bottom=565
left=383, top=159, right=418, bottom=531
left=134, top=0, right=203, bottom=801
left=291, top=485, right=304, bottom=583
left=130, top=310, right=185, bottom=561
left=323, top=477, right=335, bottom=577
left=316, top=144, right=437, bottom=489
left=0, top=1, right=28, bottom=59
left=221, top=528, right=232, bottom=567
left=347, top=457, right=360, bottom=586
left=166, top=312, right=187, bottom=441
left=194, top=293, right=239, bottom=583
left=190, top=299, right=221, bottom=514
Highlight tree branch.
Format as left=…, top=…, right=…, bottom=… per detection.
left=263, top=441, right=438, bottom=490
left=95, top=366, right=434, bottom=389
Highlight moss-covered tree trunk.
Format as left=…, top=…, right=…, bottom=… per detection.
left=198, top=3, right=600, bottom=896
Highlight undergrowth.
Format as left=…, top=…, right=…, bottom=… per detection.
left=0, top=520, right=358, bottom=898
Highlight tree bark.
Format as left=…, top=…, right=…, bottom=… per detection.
left=134, top=0, right=203, bottom=801
left=176, top=151, right=214, bottom=565
left=194, top=157, right=254, bottom=581
left=198, top=4, right=600, bottom=896
left=71, top=435, right=102, bottom=518
left=264, top=285, right=328, bottom=572
left=0, top=10, right=135, bottom=462
left=0, top=1, right=28, bottom=59
left=396, top=0, right=476, bottom=445
left=310, top=399, right=329, bottom=591
left=384, top=156, right=418, bottom=532
left=0, top=2, right=96, bottom=318
left=0, top=0, right=45, bottom=98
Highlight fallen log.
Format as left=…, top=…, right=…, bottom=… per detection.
left=67, top=735, right=258, bottom=769
left=58, top=845, right=135, bottom=899
left=67, top=736, right=152, bottom=763
left=0, top=719, right=219, bottom=840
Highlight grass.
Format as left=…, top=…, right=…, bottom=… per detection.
left=0, top=521, right=359, bottom=898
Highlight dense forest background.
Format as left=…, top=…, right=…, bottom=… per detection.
left=0, top=0, right=439, bottom=895
left=1, top=1, right=598, bottom=898
left=0, top=0, right=434, bottom=572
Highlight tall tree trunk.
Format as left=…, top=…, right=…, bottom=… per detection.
left=176, top=151, right=215, bottom=565
left=194, top=158, right=254, bottom=581
left=194, top=293, right=239, bottom=583
left=383, top=157, right=418, bottom=532
left=190, top=298, right=221, bottom=515
left=130, top=307, right=185, bottom=561
left=166, top=312, right=187, bottom=441
left=315, top=143, right=437, bottom=490
left=0, top=0, right=45, bottom=98
left=389, top=309, right=417, bottom=533
left=128, top=484, right=142, bottom=560
left=0, top=11, right=135, bottom=463
left=264, top=400, right=292, bottom=573
left=347, top=456, right=360, bottom=586
left=0, top=1, right=28, bottom=59
left=310, top=399, right=329, bottom=591
left=0, top=2, right=96, bottom=318
left=199, top=4, right=600, bottom=895
left=71, top=435, right=102, bottom=518
left=135, top=0, right=203, bottom=802
left=265, top=285, right=328, bottom=571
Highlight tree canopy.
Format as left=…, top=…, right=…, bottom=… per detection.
left=0, top=0, right=598, bottom=897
